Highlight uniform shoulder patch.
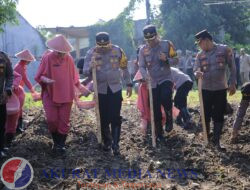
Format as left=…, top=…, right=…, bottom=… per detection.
left=167, top=40, right=177, bottom=58
left=118, top=47, right=127, bottom=69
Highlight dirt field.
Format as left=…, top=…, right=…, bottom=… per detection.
left=0, top=103, right=249, bottom=190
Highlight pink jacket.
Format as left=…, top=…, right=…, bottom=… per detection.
left=35, top=51, right=80, bottom=103
left=14, top=60, right=33, bottom=91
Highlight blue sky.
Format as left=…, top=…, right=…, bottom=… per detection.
left=17, top=0, right=161, bottom=27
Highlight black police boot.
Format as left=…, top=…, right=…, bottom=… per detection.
left=16, top=117, right=25, bottom=134
left=112, top=127, right=121, bottom=156
left=213, top=122, right=226, bottom=152
left=5, top=133, right=14, bottom=149
left=0, top=150, right=7, bottom=159
left=56, top=133, right=67, bottom=154
left=51, top=132, right=59, bottom=151
left=175, top=112, right=184, bottom=127
left=181, top=108, right=192, bottom=129
left=165, top=110, right=173, bottom=132
left=156, top=134, right=167, bottom=146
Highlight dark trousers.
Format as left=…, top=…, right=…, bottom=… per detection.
left=186, top=68, right=195, bottom=82
left=98, top=87, right=122, bottom=146
left=152, top=81, right=173, bottom=136
left=0, top=104, right=6, bottom=150
left=202, top=89, right=227, bottom=123
left=174, top=81, right=193, bottom=109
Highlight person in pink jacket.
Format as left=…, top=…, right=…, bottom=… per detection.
left=4, top=71, right=23, bottom=148
left=135, top=71, right=166, bottom=136
left=35, top=34, right=86, bottom=154
left=14, top=49, right=36, bottom=133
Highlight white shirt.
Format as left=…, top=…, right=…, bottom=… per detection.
left=170, top=67, right=191, bottom=89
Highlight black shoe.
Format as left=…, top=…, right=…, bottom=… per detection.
left=214, top=143, right=226, bottom=152
left=112, top=145, right=120, bottom=156
left=103, top=143, right=111, bottom=152
left=156, top=135, right=167, bottom=146
left=213, top=122, right=226, bottom=152
left=111, top=126, right=121, bottom=156
left=16, top=118, right=25, bottom=134
left=54, top=133, right=67, bottom=154
left=175, top=114, right=184, bottom=127
left=5, top=133, right=14, bottom=148
left=0, top=150, right=7, bottom=158
left=165, top=110, right=173, bottom=132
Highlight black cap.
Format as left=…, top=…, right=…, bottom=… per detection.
left=195, top=29, right=213, bottom=44
left=143, top=25, right=157, bottom=40
left=96, top=32, right=110, bottom=46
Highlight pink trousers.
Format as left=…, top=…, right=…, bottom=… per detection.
left=5, top=86, right=25, bottom=134
left=42, top=92, right=73, bottom=135
left=137, top=83, right=166, bottom=125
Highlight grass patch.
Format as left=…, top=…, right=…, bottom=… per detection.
left=24, top=90, right=242, bottom=108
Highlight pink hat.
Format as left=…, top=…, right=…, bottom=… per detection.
left=15, top=49, right=36, bottom=62
left=133, top=70, right=143, bottom=82
left=46, top=34, right=73, bottom=53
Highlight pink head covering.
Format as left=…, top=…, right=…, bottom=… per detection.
left=133, top=70, right=143, bottom=82
left=15, top=49, right=36, bottom=62
left=46, top=34, right=73, bottom=53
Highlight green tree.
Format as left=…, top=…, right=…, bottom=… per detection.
left=0, top=0, right=18, bottom=32
left=160, top=0, right=250, bottom=50
left=209, top=1, right=250, bottom=44
left=160, top=0, right=221, bottom=51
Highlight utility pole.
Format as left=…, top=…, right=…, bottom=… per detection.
left=146, top=0, right=151, bottom=24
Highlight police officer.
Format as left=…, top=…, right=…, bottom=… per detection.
left=138, top=25, right=178, bottom=144
left=83, top=32, right=132, bottom=155
left=231, top=82, right=250, bottom=143
left=194, top=29, right=236, bottom=151
left=0, top=51, right=13, bottom=158
left=76, top=57, right=85, bottom=75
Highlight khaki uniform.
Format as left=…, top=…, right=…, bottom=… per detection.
left=83, top=45, right=131, bottom=94
left=83, top=44, right=131, bottom=151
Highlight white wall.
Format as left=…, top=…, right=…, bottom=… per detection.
left=0, top=13, right=47, bottom=88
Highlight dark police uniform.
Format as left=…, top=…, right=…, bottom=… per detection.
left=0, top=51, right=13, bottom=158
left=83, top=32, right=132, bottom=155
left=138, top=25, right=178, bottom=142
left=194, top=30, right=236, bottom=150
left=232, top=82, right=250, bottom=135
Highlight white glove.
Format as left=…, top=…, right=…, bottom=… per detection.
left=41, top=76, right=55, bottom=84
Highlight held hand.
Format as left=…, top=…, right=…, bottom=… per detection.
left=41, top=76, right=55, bottom=84
left=126, top=86, right=132, bottom=98
left=195, top=71, right=204, bottom=79
left=228, top=84, right=236, bottom=96
left=159, top=52, right=167, bottom=62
